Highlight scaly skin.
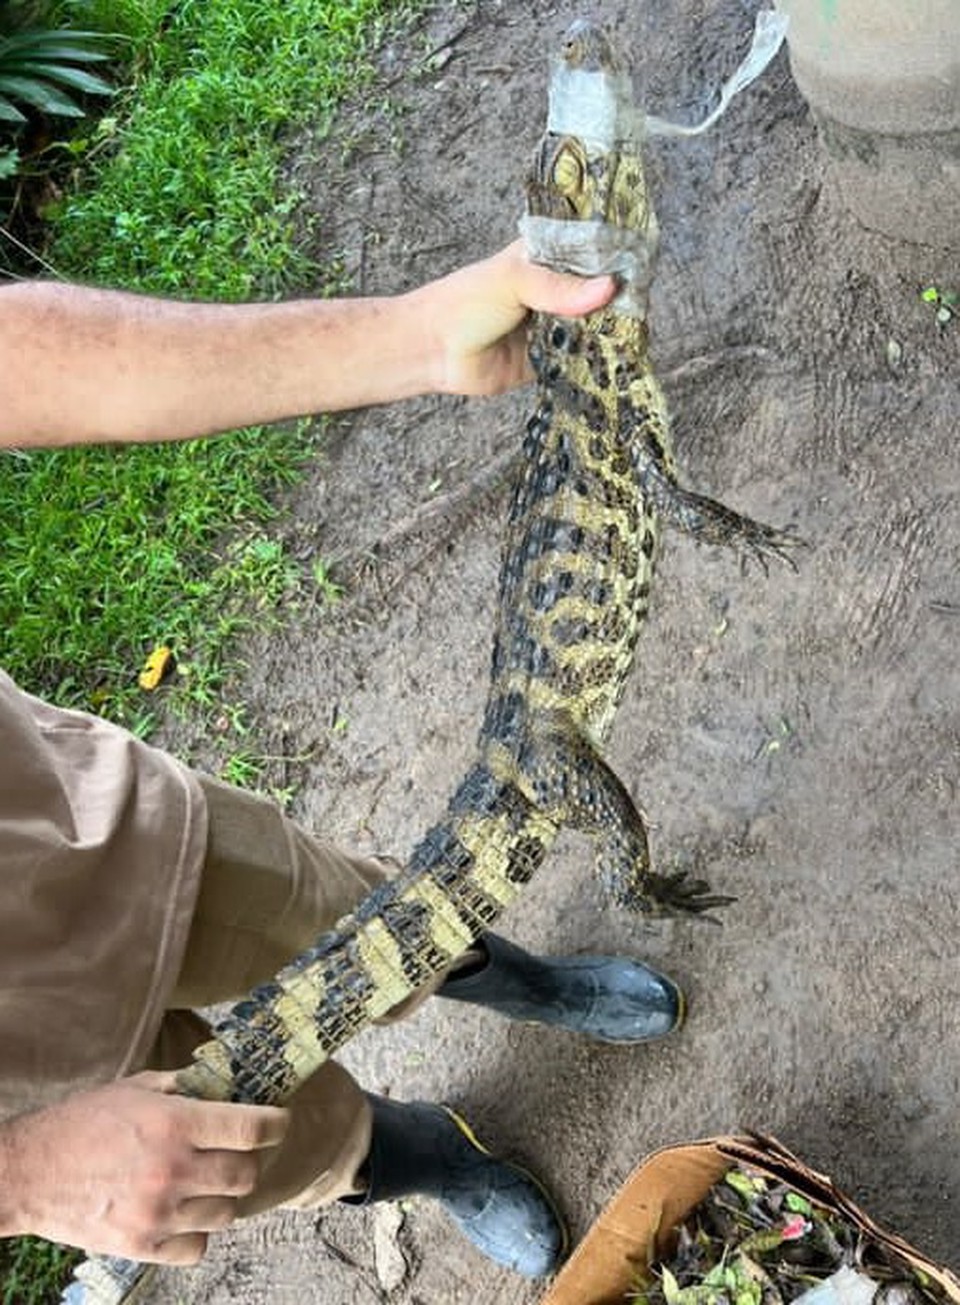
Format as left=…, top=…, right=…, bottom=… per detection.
left=64, top=20, right=797, bottom=1304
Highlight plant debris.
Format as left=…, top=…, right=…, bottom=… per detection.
left=137, top=644, right=175, bottom=691
left=630, top=1167, right=946, bottom=1305
left=920, top=285, right=957, bottom=329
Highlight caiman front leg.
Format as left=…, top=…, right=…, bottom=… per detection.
left=622, top=400, right=802, bottom=571
left=513, top=715, right=734, bottom=918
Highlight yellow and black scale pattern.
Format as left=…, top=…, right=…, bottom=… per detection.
left=68, top=21, right=796, bottom=1304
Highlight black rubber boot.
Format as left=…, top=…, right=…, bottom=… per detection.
left=438, top=932, right=684, bottom=1043
left=345, top=1094, right=567, bottom=1278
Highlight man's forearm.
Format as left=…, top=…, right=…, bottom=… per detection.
left=0, top=246, right=615, bottom=448
left=0, top=280, right=442, bottom=447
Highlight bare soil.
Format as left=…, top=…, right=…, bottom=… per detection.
left=147, top=1, right=960, bottom=1301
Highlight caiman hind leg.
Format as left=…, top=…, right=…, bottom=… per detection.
left=513, top=714, right=733, bottom=918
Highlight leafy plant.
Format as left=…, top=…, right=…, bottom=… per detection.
left=0, top=21, right=114, bottom=124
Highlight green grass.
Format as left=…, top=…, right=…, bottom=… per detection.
left=46, top=0, right=411, bottom=297
left=0, top=1236, right=80, bottom=1305
left=1, top=0, right=423, bottom=720
left=1, top=429, right=311, bottom=725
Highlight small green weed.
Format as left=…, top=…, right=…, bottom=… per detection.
left=312, top=557, right=343, bottom=606
left=53, top=2, right=171, bottom=49
left=920, top=283, right=957, bottom=328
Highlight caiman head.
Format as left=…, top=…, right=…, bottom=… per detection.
left=526, top=18, right=655, bottom=245
left=561, top=17, right=622, bottom=73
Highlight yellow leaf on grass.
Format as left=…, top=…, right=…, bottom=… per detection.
left=138, top=645, right=175, bottom=691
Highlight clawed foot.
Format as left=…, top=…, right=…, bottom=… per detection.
left=681, top=495, right=805, bottom=576
left=649, top=871, right=740, bottom=923
left=735, top=518, right=804, bottom=575
left=602, top=861, right=740, bottom=923
left=642, top=463, right=805, bottom=575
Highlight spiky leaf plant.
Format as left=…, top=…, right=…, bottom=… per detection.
left=0, top=7, right=114, bottom=124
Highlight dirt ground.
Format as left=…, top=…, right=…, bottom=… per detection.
left=146, top=1, right=960, bottom=1301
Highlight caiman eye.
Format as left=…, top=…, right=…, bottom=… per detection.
left=562, top=36, right=581, bottom=65
left=552, top=148, right=583, bottom=198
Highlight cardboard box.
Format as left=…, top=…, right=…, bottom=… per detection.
left=542, top=1133, right=960, bottom=1305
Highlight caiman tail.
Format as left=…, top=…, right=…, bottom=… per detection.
left=179, top=772, right=559, bottom=1105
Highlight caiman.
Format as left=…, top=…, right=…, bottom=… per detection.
left=63, top=18, right=797, bottom=1305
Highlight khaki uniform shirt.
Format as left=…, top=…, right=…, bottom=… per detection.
left=0, top=669, right=207, bottom=1120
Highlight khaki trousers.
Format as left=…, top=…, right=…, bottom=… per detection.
left=148, top=776, right=458, bottom=1216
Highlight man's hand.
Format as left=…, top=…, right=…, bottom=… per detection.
left=411, top=240, right=616, bottom=397
left=0, top=1071, right=288, bottom=1264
